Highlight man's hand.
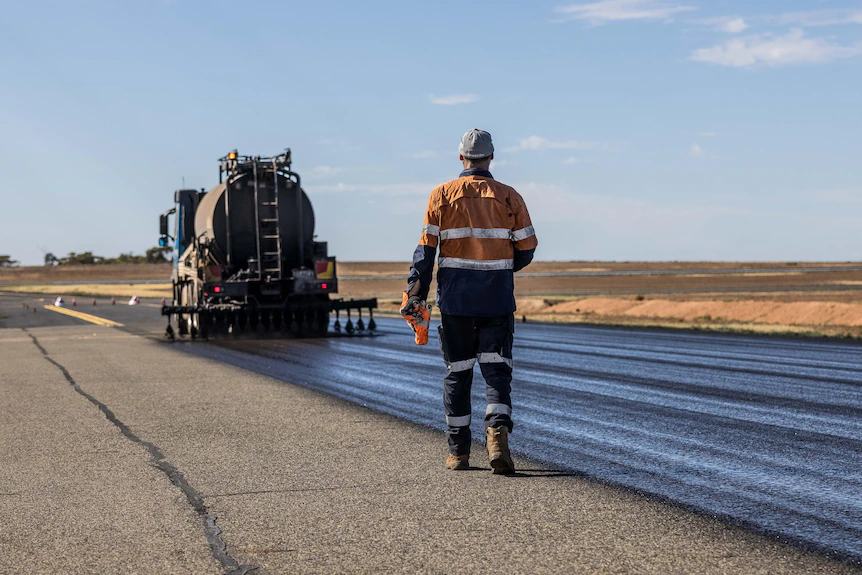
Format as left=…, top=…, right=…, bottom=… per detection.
left=400, top=291, right=431, bottom=345
left=400, top=294, right=421, bottom=316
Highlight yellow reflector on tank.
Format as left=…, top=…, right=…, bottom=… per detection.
left=228, top=151, right=237, bottom=160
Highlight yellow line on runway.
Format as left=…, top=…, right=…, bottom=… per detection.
left=43, top=306, right=124, bottom=327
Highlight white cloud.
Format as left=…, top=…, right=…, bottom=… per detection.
left=690, top=144, right=703, bottom=157
left=554, top=0, right=695, bottom=25
left=719, top=17, right=748, bottom=34
left=318, top=139, right=362, bottom=152
left=698, top=132, right=716, bottom=137
left=690, top=29, right=862, bottom=68
left=429, top=94, right=479, bottom=105
left=304, top=165, right=389, bottom=180
left=509, top=135, right=597, bottom=152
left=696, top=10, right=862, bottom=35
left=775, top=9, right=862, bottom=27
left=404, top=150, right=438, bottom=160
left=305, top=165, right=344, bottom=179
left=696, top=16, right=748, bottom=33
left=313, top=182, right=434, bottom=197
left=562, top=156, right=596, bottom=164
left=801, top=189, right=862, bottom=204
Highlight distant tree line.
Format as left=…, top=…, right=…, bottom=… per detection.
left=40, top=246, right=173, bottom=266
left=0, top=255, right=18, bottom=267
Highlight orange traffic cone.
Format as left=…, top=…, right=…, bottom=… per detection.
left=111, top=297, right=116, bottom=305
left=161, top=297, right=166, bottom=305
left=92, top=299, right=97, bottom=306
left=72, top=298, right=77, bottom=306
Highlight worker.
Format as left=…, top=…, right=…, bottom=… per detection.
left=401, top=129, right=538, bottom=474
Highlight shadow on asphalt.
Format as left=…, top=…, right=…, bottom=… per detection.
left=509, top=469, right=581, bottom=478
left=459, top=467, right=579, bottom=478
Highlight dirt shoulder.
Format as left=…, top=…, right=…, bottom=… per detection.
left=509, top=295, right=862, bottom=338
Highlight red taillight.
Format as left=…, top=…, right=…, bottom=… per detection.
left=321, top=283, right=328, bottom=289
left=204, top=292, right=209, bottom=297
left=214, top=286, right=222, bottom=293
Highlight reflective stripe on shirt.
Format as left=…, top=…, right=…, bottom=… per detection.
left=422, top=223, right=440, bottom=236
left=438, top=258, right=514, bottom=271
left=439, top=227, right=512, bottom=240
left=511, top=226, right=536, bottom=242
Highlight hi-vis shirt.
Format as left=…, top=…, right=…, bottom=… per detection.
left=407, top=168, right=538, bottom=317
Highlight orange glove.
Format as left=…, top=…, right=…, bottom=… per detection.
left=400, top=292, right=431, bottom=345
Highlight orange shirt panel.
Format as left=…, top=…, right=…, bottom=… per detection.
left=438, top=238, right=514, bottom=260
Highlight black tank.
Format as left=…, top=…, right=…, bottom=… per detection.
left=194, top=171, right=315, bottom=273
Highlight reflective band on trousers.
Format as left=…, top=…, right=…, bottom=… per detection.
left=446, top=414, right=471, bottom=427
left=438, top=258, right=514, bottom=271
left=511, top=225, right=536, bottom=242
left=447, top=358, right=477, bottom=372
left=486, top=403, right=512, bottom=416
left=422, top=223, right=440, bottom=236
left=439, top=227, right=511, bottom=240
left=477, top=352, right=513, bottom=368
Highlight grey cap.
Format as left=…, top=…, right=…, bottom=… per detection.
left=459, top=129, right=494, bottom=160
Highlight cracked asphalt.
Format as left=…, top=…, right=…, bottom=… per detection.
left=1, top=291, right=860, bottom=574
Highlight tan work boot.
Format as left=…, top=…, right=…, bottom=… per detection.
left=486, top=426, right=515, bottom=475
left=445, top=454, right=470, bottom=470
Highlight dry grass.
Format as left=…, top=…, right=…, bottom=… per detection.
left=0, top=264, right=171, bottom=285
left=1, top=284, right=172, bottom=299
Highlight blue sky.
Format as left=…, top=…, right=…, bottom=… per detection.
left=1, top=0, right=860, bottom=265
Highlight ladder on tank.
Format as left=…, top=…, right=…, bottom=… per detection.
left=253, top=162, right=283, bottom=281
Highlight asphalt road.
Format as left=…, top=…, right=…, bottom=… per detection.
left=2, top=291, right=861, bottom=571
left=0, top=293, right=167, bottom=331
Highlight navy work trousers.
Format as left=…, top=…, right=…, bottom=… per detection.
left=438, top=313, right=514, bottom=456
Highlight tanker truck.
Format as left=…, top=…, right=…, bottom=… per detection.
left=158, top=149, right=376, bottom=339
